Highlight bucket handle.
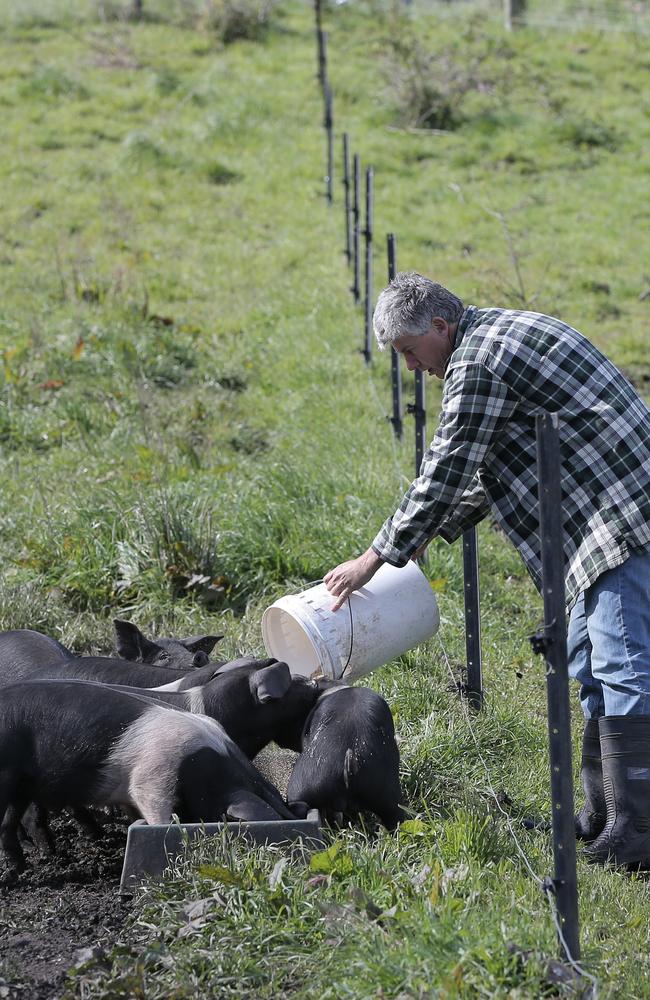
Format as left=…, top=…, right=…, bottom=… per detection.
left=288, top=579, right=355, bottom=679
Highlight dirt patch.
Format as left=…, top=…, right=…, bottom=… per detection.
left=0, top=814, right=132, bottom=1000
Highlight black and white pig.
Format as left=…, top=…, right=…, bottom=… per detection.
left=0, top=680, right=297, bottom=871
left=282, top=683, right=404, bottom=830
left=92, top=659, right=323, bottom=759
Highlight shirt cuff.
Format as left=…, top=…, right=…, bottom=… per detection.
left=371, top=536, right=410, bottom=568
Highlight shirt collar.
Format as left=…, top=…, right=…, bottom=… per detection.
left=453, top=305, right=478, bottom=350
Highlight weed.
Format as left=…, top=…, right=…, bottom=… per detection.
left=199, top=0, right=279, bottom=43
left=19, top=65, right=90, bottom=101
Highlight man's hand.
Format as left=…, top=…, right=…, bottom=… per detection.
left=324, top=548, right=384, bottom=612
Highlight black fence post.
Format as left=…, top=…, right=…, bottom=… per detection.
left=363, top=166, right=374, bottom=363
left=317, top=29, right=326, bottom=90
left=314, top=0, right=323, bottom=81
left=387, top=234, right=402, bottom=439
left=352, top=154, right=360, bottom=303
left=531, top=411, right=581, bottom=962
left=324, top=83, right=333, bottom=205
left=343, top=134, right=351, bottom=265
left=462, top=527, right=483, bottom=710
left=407, top=371, right=426, bottom=474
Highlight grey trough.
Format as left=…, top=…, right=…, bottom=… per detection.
left=120, top=809, right=324, bottom=894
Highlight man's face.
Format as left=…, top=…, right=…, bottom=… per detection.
left=392, top=321, right=455, bottom=379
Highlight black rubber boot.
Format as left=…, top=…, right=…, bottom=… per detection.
left=574, top=717, right=606, bottom=842
left=584, top=716, right=650, bottom=868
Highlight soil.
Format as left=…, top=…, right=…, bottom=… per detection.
left=0, top=813, right=132, bottom=1000
left=0, top=749, right=298, bottom=999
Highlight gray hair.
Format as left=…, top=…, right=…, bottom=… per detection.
left=373, top=272, right=465, bottom=350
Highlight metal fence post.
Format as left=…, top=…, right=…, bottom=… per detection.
left=352, top=154, right=360, bottom=303
left=531, top=411, right=581, bottom=962
left=408, top=371, right=426, bottom=474
left=343, top=134, right=351, bottom=265
left=363, top=166, right=374, bottom=363
left=324, top=83, right=333, bottom=205
left=387, top=234, right=402, bottom=439
left=462, top=527, right=483, bottom=710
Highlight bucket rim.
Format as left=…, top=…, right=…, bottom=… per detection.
left=261, top=598, right=344, bottom=680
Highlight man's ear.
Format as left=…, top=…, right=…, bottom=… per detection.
left=431, top=316, right=449, bottom=336
left=249, top=662, right=292, bottom=704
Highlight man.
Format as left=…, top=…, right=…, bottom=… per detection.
left=324, top=271, right=650, bottom=868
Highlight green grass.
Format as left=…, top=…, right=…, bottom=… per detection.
left=1, top=0, right=650, bottom=996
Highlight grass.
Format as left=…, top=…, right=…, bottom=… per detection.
left=1, top=0, right=650, bottom=996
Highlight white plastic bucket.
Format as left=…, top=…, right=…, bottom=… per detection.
left=261, top=560, right=440, bottom=681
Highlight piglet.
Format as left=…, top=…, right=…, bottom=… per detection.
left=113, top=659, right=322, bottom=759
left=112, top=620, right=223, bottom=671
left=0, top=680, right=296, bottom=871
left=284, top=684, right=404, bottom=830
left=0, top=630, right=72, bottom=684
left=0, top=622, right=223, bottom=686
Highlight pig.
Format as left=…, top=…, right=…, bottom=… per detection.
left=0, top=653, right=226, bottom=690
left=0, top=630, right=72, bottom=682
left=0, top=622, right=224, bottom=687
left=112, top=619, right=223, bottom=671
left=8, top=658, right=319, bottom=853
left=0, top=679, right=297, bottom=871
left=283, top=684, right=404, bottom=830
left=85, top=659, right=323, bottom=759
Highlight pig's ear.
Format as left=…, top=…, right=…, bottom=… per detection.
left=250, top=661, right=292, bottom=703
left=180, top=634, right=224, bottom=655
left=113, top=620, right=161, bottom=663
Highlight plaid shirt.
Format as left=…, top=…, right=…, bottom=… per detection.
left=372, top=306, right=650, bottom=610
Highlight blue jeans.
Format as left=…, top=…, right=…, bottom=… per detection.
left=568, top=547, right=650, bottom=719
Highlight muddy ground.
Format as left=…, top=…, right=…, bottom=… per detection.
left=0, top=750, right=297, bottom=1000
left=0, top=813, right=132, bottom=1000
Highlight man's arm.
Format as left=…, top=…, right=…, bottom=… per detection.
left=435, top=474, right=490, bottom=544
left=372, top=362, right=518, bottom=564
left=324, top=363, right=518, bottom=609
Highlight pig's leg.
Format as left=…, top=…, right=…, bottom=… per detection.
left=127, top=762, right=174, bottom=826
left=0, top=782, right=27, bottom=871
left=32, top=803, right=57, bottom=853
left=72, top=806, right=103, bottom=838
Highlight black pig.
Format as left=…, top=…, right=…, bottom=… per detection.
left=0, top=623, right=224, bottom=687
left=285, top=684, right=404, bottom=830
left=112, top=619, right=223, bottom=671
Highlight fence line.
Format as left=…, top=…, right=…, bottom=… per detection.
left=312, top=0, right=601, bottom=979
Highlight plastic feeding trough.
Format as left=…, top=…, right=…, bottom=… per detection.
left=262, top=560, right=440, bottom=681
left=119, top=809, right=324, bottom=894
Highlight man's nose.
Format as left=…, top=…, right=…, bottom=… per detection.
left=405, top=355, right=418, bottom=371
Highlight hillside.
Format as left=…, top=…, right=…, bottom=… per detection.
left=1, top=1, right=650, bottom=996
